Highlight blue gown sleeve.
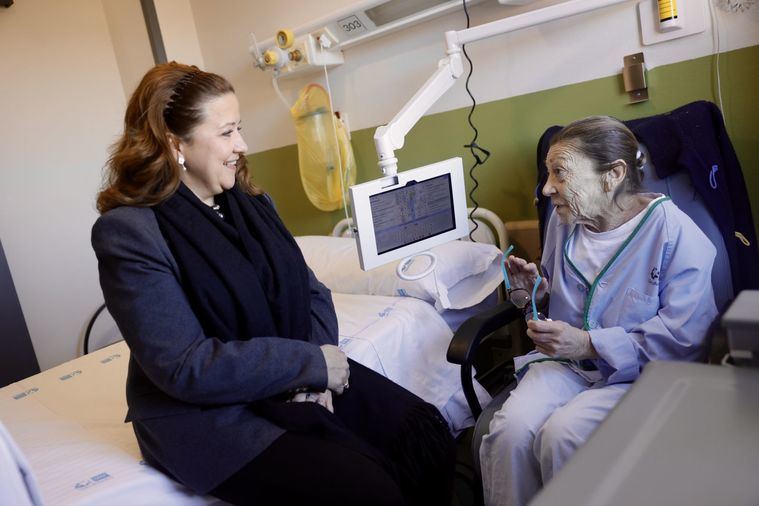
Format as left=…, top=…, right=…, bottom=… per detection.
left=540, top=211, right=560, bottom=284
left=588, top=215, right=718, bottom=384
left=92, top=209, right=329, bottom=406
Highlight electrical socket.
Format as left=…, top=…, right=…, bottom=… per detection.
left=312, top=28, right=338, bottom=49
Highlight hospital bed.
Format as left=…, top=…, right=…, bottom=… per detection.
left=0, top=341, right=220, bottom=505
left=0, top=208, right=508, bottom=505
left=296, top=207, right=509, bottom=432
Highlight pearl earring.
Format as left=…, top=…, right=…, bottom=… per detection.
left=178, top=153, right=186, bottom=171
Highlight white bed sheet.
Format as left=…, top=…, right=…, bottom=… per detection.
left=0, top=342, right=220, bottom=506
left=0, top=293, right=488, bottom=504
left=334, top=292, right=490, bottom=434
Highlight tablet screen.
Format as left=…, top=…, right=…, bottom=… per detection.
left=369, top=174, right=455, bottom=254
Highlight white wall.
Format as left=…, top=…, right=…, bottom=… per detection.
left=188, top=0, right=759, bottom=154
left=102, top=0, right=155, bottom=98
left=0, top=0, right=129, bottom=370
left=154, top=0, right=206, bottom=67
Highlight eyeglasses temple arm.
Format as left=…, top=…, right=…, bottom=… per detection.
left=501, top=244, right=514, bottom=291
left=531, top=274, right=542, bottom=320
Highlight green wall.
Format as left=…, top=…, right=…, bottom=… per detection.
left=248, top=45, right=759, bottom=237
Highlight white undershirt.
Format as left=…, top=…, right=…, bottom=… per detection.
left=569, top=195, right=665, bottom=282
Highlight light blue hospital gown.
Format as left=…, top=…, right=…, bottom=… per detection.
left=480, top=196, right=718, bottom=506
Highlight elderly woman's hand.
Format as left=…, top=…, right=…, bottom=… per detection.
left=289, top=390, right=334, bottom=413
left=526, top=319, right=598, bottom=360
left=506, top=255, right=549, bottom=303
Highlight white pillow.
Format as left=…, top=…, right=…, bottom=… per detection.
left=295, top=235, right=503, bottom=311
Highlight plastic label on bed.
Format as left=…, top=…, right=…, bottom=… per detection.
left=12, top=388, right=39, bottom=400
left=74, top=472, right=112, bottom=490
left=59, top=370, right=83, bottom=381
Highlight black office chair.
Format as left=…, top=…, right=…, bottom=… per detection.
left=447, top=100, right=758, bottom=491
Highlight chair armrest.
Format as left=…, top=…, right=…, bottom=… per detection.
left=447, top=301, right=522, bottom=418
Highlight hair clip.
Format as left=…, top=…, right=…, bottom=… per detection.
left=165, top=68, right=202, bottom=117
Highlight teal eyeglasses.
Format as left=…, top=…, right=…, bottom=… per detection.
left=501, top=245, right=545, bottom=321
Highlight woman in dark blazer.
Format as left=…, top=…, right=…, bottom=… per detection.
left=92, top=62, right=454, bottom=505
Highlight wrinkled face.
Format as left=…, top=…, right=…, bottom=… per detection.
left=178, top=92, right=248, bottom=205
left=543, top=141, right=607, bottom=225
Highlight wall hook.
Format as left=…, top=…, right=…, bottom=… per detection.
left=623, top=52, right=648, bottom=103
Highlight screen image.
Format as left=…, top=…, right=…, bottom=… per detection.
left=369, top=174, right=455, bottom=254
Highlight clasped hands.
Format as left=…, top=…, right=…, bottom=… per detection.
left=288, top=344, right=350, bottom=414
left=289, top=390, right=334, bottom=412
left=506, top=255, right=596, bottom=360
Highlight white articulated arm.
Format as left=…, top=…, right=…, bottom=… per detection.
left=458, top=0, right=628, bottom=44
left=374, top=31, right=464, bottom=177
left=371, top=0, right=629, bottom=178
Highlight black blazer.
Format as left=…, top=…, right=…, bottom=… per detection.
left=92, top=205, right=339, bottom=493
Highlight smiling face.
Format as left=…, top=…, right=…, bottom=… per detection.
left=543, top=141, right=608, bottom=226
left=177, top=92, right=248, bottom=205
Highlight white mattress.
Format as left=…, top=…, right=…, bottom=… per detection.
left=334, top=292, right=489, bottom=434
left=0, top=342, right=219, bottom=506
left=0, top=292, right=487, bottom=504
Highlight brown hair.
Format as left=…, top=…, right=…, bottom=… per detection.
left=549, top=116, right=644, bottom=200
left=97, top=62, right=260, bottom=214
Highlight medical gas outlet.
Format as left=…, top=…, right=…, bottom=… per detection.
left=252, top=29, right=344, bottom=77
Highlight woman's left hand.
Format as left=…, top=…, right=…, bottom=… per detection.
left=526, top=319, right=598, bottom=360
left=289, top=390, right=334, bottom=413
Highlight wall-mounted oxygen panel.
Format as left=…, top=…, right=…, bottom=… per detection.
left=250, top=0, right=487, bottom=76
left=638, top=0, right=707, bottom=45
left=255, top=31, right=344, bottom=77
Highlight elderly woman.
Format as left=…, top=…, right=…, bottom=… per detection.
left=480, top=116, right=718, bottom=506
left=92, top=62, right=454, bottom=505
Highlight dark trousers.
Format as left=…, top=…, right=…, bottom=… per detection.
left=211, top=361, right=456, bottom=505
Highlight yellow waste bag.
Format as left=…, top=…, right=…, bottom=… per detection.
left=291, top=84, right=356, bottom=211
